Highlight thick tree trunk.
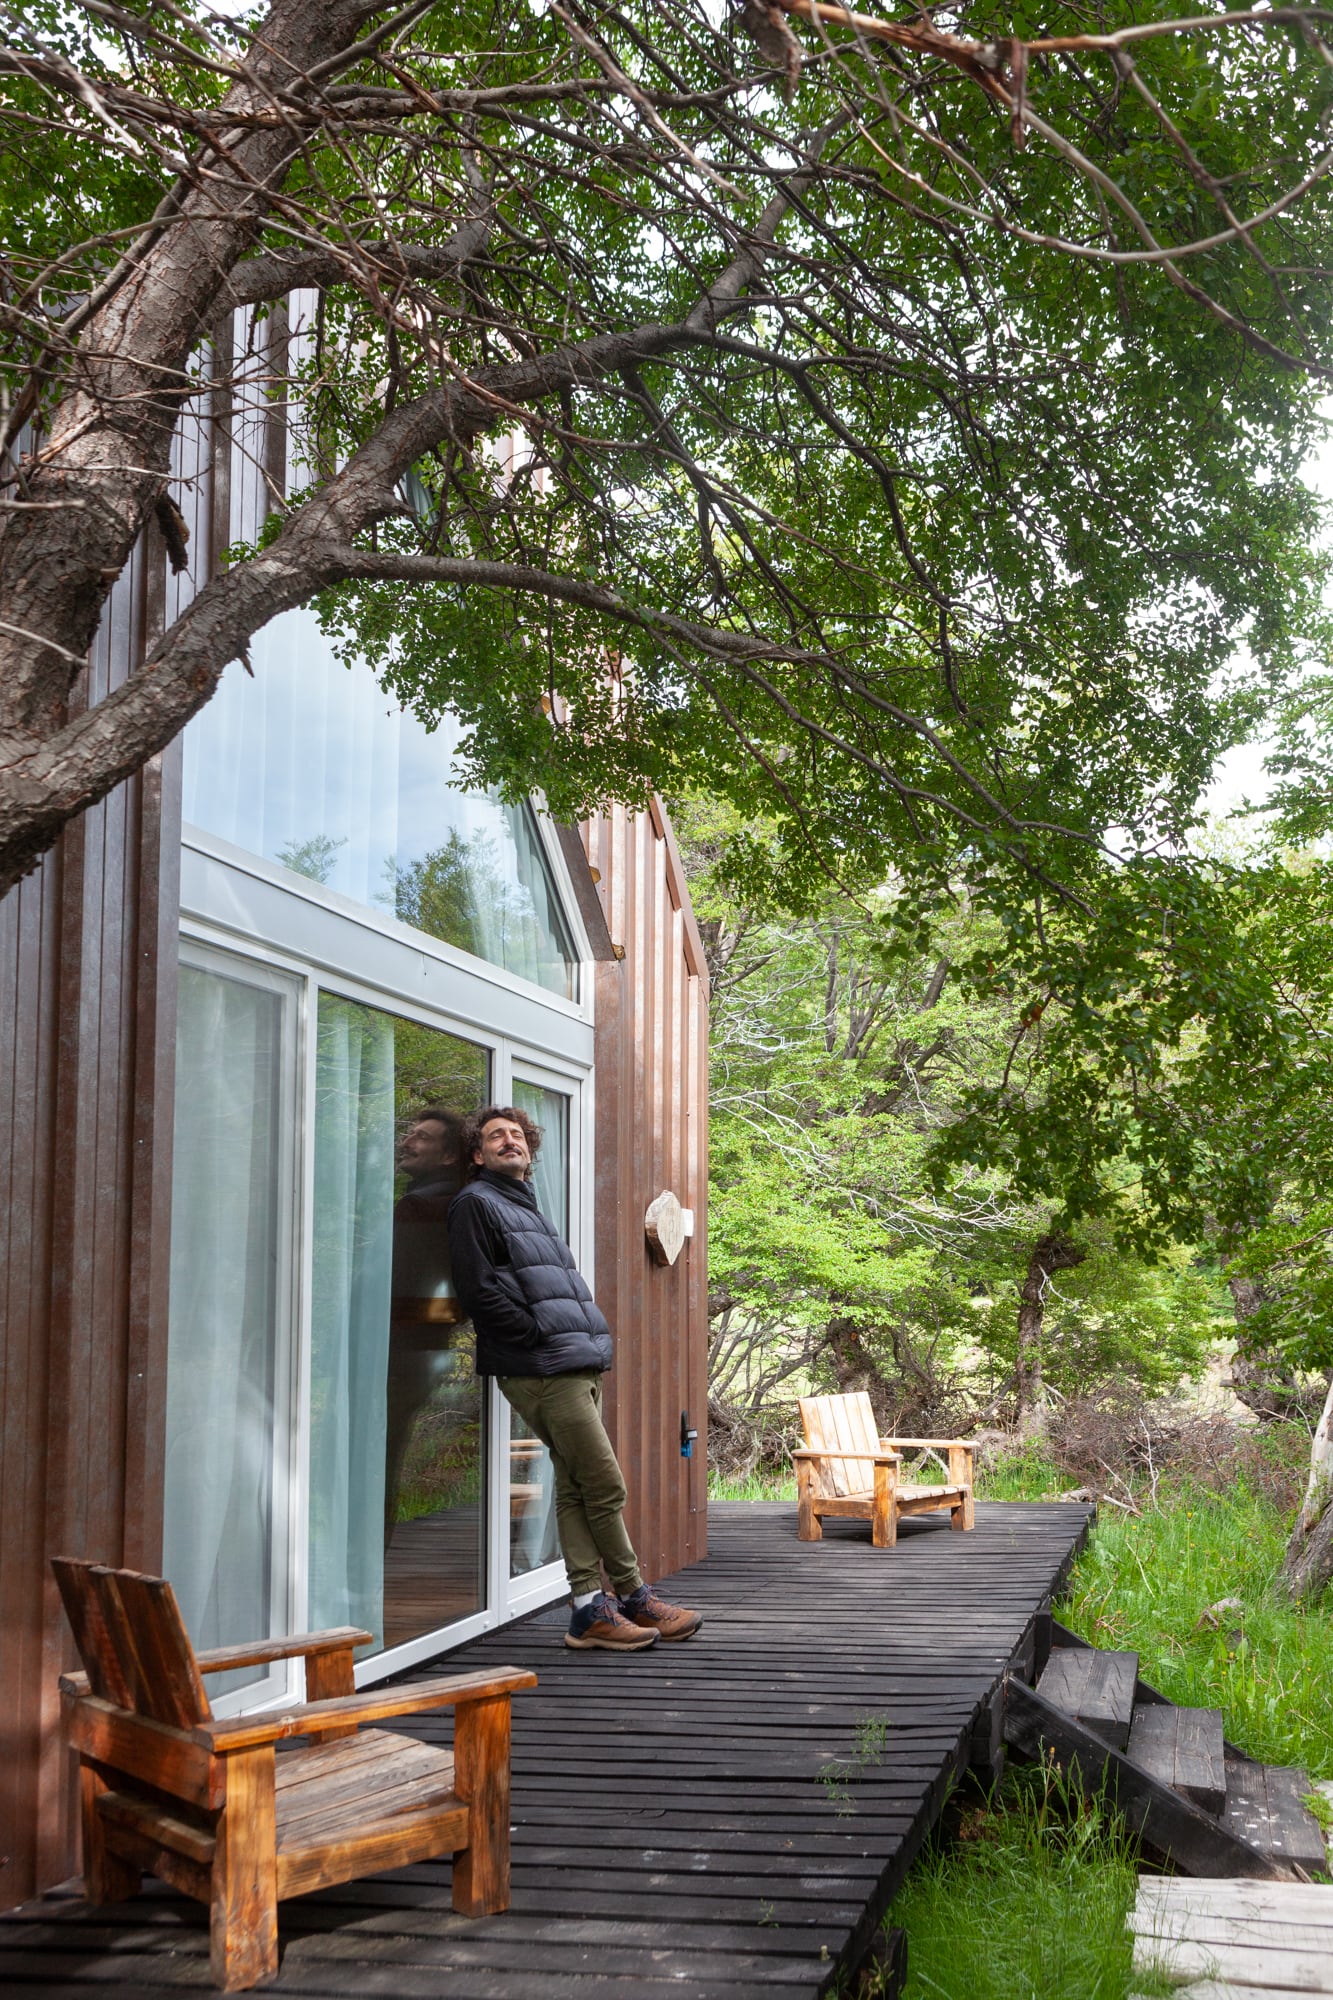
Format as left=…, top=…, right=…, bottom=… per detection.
left=1016, top=1234, right=1085, bottom=1432
left=0, top=0, right=369, bottom=893
left=1281, top=1373, right=1333, bottom=1602
left=1226, top=1272, right=1322, bottom=1421
left=824, top=1317, right=900, bottom=1433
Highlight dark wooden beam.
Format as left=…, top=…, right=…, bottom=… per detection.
left=1003, top=1678, right=1293, bottom=1880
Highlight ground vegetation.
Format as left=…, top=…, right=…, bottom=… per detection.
left=688, top=786, right=1333, bottom=1596
left=872, top=1446, right=1333, bottom=2000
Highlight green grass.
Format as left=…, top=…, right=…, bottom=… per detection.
left=974, top=1445, right=1067, bottom=1502
left=886, top=1765, right=1174, bottom=2000
left=882, top=1451, right=1333, bottom=1997
left=709, top=1466, right=796, bottom=1502
left=1062, top=1474, right=1333, bottom=1777
left=710, top=1443, right=1068, bottom=1505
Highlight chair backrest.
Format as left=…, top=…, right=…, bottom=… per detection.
left=798, top=1391, right=881, bottom=1498
left=52, top=1557, right=212, bottom=1729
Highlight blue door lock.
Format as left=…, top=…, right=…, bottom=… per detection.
left=680, top=1410, right=698, bottom=1459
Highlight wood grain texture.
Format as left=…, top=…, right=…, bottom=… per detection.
left=451, top=1695, right=513, bottom=1917
left=1222, top=1756, right=1329, bottom=1874
left=1130, top=1874, right=1333, bottom=1995
left=3, top=1501, right=1094, bottom=1999
left=796, top=1394, right=971, bottom=1546
left=1035, top=1646, right=1138, bottom=1751
left=53, top=1557, right=530, bottom=1989
left=209, top=1746, right=278, bottom=1991
left=1, top=528, right=181, bottom=1910
left=582, top=804, right=708, bottom=1590
left=78, top=1766, right=141, bottom=1907
left=200, top=1667, right=538, bottom=1751
left=1127, top=1704, right=1226, bottom=1815
left=62, top=1694, right=221, bottom=1810
left=1005, top=1679, right=1293, bottom=1879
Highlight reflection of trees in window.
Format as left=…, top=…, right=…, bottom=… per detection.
left=278, top=833, right=346, bottom=883
left=391, top=1014, right=488, bottom=1139
left=382, top=828, right=543, bottom=978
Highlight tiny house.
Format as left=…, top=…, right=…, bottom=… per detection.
left=0, top=304, right=708, bottom=1910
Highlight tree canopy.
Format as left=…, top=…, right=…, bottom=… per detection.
left=3, top=0, right=1333, bottom=905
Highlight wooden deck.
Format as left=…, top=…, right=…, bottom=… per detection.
left=1129, top=1877, right=1333, bottom=1996
left=0, top=1498, right=1093, bottom=1998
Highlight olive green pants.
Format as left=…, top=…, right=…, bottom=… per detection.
left=497, top=1369, right=643, bottom=1599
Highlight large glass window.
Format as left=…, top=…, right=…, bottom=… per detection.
left=309, top=997, right=490, bottom=1654
left=163, top=953, right=297, bottom=1696
left=181, top=607, right=578, bottom=998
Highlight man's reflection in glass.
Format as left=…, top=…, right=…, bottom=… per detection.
left=385, top=1109, right=466, bottom=1545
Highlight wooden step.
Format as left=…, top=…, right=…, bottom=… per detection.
left=1223, top=1755, right=1329, bottom=1876
left=1004, top=1678, right=1291, bottom=1879
left=1128, top=1875, right=1333, bottom=1996
left=1035, top=1646, right=1138, bottom=1750
left=1127, top=1702, right=1226, bottom=1815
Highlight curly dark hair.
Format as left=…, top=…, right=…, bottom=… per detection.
left=461, top=1104, right=543, bottom=1181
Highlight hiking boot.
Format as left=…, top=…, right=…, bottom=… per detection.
left=565, top=1591, right=659, bottom=1651
left=617, top=1584, right=703, bottom=1643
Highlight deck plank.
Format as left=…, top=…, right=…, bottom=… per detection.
left=1130, top=1875, right=1333, bottom=1997
left=1, top=1500, right=1092, bottom=1999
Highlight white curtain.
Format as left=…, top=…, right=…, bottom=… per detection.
left=164, top=964, right=283, bottom=1666
left=307, top=995, right=394, bottom=1649
left=515, top=1081, right=569, bottom=1237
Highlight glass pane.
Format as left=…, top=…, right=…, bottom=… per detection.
left=307, top=996, right=490, bottom=1654
left=507, top=1080, right=571, bottom=1579
left=181, top=606, right=579, bottom=998
left=164, top=958, right=290, bottom=1696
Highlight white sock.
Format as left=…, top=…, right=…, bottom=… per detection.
left=573, top=1590, right=599, bottom=1609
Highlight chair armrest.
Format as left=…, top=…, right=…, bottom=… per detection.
left=62, top=1692, right=225, bottom=1808
left=792, top=1447, right=901, bottom=1464
left=58, top=1625, right=375, bottom=1699
left=880, top=1437, right=978, bottom=1451
left=194, top=1626, right=373, bottom=1675
left=197, top=1665, right=539, bottom=1751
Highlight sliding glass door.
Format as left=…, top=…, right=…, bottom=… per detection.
left=165, top=937, right=588, bottom=1693
left=163, top=947, right=299, bottom=1702
left=310, top=994, right=489, bottom=1654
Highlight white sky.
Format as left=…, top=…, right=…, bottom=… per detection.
left=1198, top=412, right=1333, bottom=820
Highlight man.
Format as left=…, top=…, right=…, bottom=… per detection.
left=448, top=1104, right=702, bottom=1651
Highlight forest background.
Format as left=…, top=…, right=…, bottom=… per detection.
left=8, top=0, right=1333, bottom=1599
left=681, top=765, right=1333, bottom=1600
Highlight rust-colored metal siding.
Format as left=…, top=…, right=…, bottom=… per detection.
left=0, top=776, right=707, bottom=1911
left=583, top=805, right=710, bottom=1582
left=0, top=345, right=708, bottom=1904
left=0, top=553, right=179, bottom=1913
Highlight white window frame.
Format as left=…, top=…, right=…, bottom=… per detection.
left=497, top=1056, right=595, bottom=1618
left=176, top=815, right=595, bottom=1697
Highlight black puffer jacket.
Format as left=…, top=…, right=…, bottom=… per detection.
left=446, top=1169, right=613, bottom=1377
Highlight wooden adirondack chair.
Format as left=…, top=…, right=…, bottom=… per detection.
left=794, top=1391, right=977, bottom=1548
left=52, top=1557, right=536, bottom=1992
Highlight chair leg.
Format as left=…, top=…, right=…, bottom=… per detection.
left=872, top=1461, right=897, bottom=1548
left=453, top=1694, right=512, bottom=1917
left=79, top=1765, right=140, bottom=1905
left=950, top=1446, right=976, bottom=1529
left=210, top=1748, right=278, bottom=1992
left=796, top=1461, right=821, bottom=1542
